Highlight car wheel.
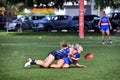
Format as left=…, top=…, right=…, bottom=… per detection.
left=70, top=27, right=77, bottom=32
left=46, top=26, right=52, bottom=32
left=94, top=27, right=100, bottom=32
left=15, top=25, right=20, bottom=31
left=84, top=25, right=88, bottom=32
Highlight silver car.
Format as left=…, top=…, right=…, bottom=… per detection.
left=5, top=14, right=46, bottom=31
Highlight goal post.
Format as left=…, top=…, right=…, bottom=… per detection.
left=79, top=0, right=84, bottom=38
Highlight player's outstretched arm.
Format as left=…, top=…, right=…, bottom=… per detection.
left=73, top=61, right=86, bottom=68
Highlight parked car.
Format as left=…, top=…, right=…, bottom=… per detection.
left=90, top=18, right=100, bottom=32
left=32, top=15, right=72, bottom=32
left=70, top=14, right=100, bottom=32
left=107, top=12, right=120, bottom=30
left=5, top=14, right=46, bottom=31
left=0, top=16, right=17, bottom=30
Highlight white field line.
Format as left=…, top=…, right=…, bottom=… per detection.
left=0, top=42, right=120, bottom=47
left=0, top=43, right=58, bottom=47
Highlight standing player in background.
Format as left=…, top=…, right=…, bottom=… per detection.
left=98, top=11, right=112, bottom=45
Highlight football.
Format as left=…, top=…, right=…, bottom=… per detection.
left=84, top=53, right=94, bottom=60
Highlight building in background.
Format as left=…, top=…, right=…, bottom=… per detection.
left=55, top=1, right=99, bottom=16
left=64, top=5, right=92, bottom=16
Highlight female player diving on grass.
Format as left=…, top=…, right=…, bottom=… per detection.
left=50, top=43, right=86, bottom=68
left=24, top=42, right=86, bottom=68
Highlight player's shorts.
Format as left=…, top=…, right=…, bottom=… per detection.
left=62, top=57, right=72, bottom=64
left=100, top=25, right=109, bottom=31
left=49, top=51, right=63, bottom=60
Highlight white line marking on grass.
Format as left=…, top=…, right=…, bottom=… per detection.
left=0, top=43, right=58, bottom=47
left=0, top=43, right=120, bottom=47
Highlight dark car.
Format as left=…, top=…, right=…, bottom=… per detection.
left=0, top=16, right=17, bottom=30
left=32, top=15, right=72, bottom=32
left=70, top=14, right=100, bottom=32
left=107, top=12, right=120, bottom=30
left=90, top=18, right=100, bottom=32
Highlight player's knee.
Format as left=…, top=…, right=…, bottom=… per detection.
left=43, top=64, right=50, bottom=68
left=53, top=65, right=62, bottom=68
left=63, top=66, right=69, bottom=68
left=63, top=65, right=69, bottom=68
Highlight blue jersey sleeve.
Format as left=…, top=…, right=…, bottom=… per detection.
left=74, top=52, right=80, bottom=58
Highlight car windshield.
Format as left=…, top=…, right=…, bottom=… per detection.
left=85, top=15, right=99, bottom=21
left=72, top=16, right=79, bottom=20
left=41, top=15, right=54, bottom=21
left=16, top=15, right=28, bottom=21
left=15, top=14, right=45, bottom=21
left=15, top=17, right=23, bottom=21
left=72, top=15, right=99, bottom=21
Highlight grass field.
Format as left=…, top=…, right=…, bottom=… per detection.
left=0, top=31, right=120, bottom=80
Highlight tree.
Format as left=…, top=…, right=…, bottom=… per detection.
left=27, top=0, right=33, bottom=8
left=0, top=0, right=7, bottom=6
left=0, top=0, right=79, bottom=9
left=2, top=0, right=120, bottom=10
left=35, top=0, right=79, bottom=9
left=94, top=0, right=120, bottom=10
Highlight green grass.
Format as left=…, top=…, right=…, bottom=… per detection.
left=0, top=31, right=120, bottom=80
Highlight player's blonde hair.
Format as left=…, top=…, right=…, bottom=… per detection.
left=74, top=44, right=82, bottom=50
left=60, top=42, right=83, bottom=51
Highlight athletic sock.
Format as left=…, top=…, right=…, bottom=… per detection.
left=109, top=40, right=112, bottom=41
left=109, top=40, right=112, bottom=44
left=30, top=60, right=36, bottom=65
left=102, top=40, right=105, bottom=45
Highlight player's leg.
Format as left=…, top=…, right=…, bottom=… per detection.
left=24, top=54, right=55, bottom=68
left=62, top=57, right=71, bottom=68
left=24, top=58, right=33, bottom=68
left=50, top=59, right=64, bottom=68
left=43, top=54, right=54, bottom=63
left=62, top=64, right=70, bottom=68
left=24, top=58, right=44, bottom=68
left=101, top=30, right=105, bottom=45
left=106, top=30, right=112, bottom=44
left=35, top=54, right=55, bottom=68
